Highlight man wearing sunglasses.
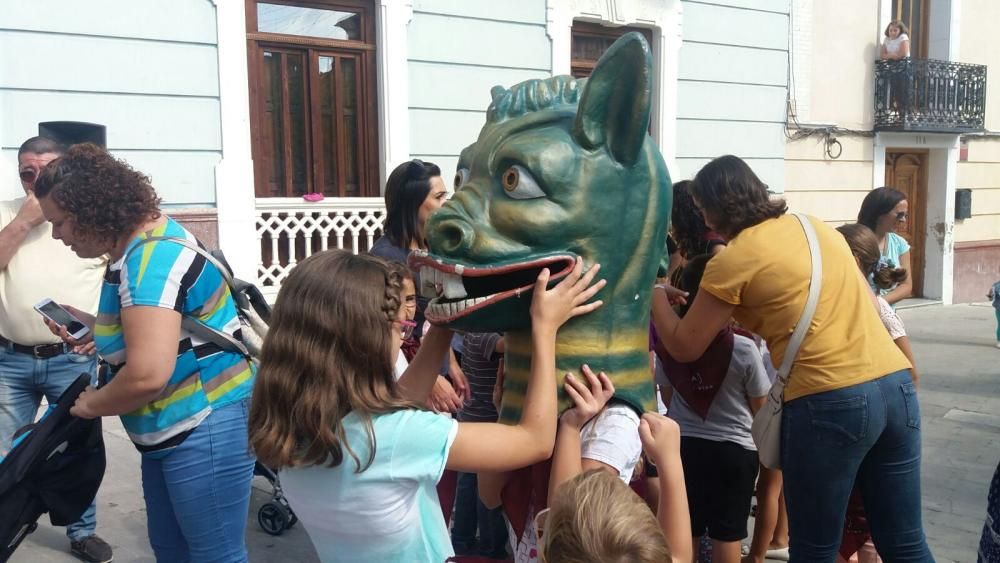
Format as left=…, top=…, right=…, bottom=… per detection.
left=0, top=136, right=112, bottom=563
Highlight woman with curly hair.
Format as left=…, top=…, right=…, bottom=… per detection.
left=33, top=143, right=256, bottom=562
left=651, top=155, right=931, bottom=561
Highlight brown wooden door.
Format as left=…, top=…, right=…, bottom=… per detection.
left=885, top=151, right=927, bottom=296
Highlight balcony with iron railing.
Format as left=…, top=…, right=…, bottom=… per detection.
left=874, top=58, right=987, bottom=133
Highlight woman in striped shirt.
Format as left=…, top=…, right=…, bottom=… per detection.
left=35, top=143, right=256, bottom=562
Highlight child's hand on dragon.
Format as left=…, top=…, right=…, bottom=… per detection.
left=560, top=365, right=615, bottom=430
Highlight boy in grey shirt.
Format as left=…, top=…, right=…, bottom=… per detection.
left=654, top=254, right=770, bottom=562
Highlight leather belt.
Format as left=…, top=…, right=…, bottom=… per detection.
left=0, top=336, right=70, bottom=359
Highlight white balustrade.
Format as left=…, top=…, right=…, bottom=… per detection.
left=255, top=197, right=386, bottom=295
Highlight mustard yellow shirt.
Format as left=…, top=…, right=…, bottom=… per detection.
left=700, top=214, right=911, bottom=401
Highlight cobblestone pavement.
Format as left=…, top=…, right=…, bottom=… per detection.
left=9, top=304, right=998, bottom=563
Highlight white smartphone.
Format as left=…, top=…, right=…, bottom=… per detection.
left=33, top=298, right=91, bottom=340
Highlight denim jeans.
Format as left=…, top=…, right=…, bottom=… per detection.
left=0, top=345, right=97, bottom=541
left=781, top=369, right=933, bottom=562
left=994, top=308, right=1000, bottom=341
left=451, top=472, right=509, bottom=558
left=141, top=399, right=255, bottom=563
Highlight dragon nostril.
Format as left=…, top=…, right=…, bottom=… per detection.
left=435, top=220, right=474, bottom=254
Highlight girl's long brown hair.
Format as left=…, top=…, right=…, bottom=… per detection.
left=248, top=250, right=420, bottom=471
left=836, top=223, right=907, bottom=290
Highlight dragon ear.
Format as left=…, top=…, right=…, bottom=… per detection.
left=572, top=32, right=653, bottom=167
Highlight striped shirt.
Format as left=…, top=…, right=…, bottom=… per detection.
left=95, top=218, right=254, bottom=455
left=457, top=332, right=502, bottom=423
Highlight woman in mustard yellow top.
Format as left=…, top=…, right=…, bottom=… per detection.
left=651, top=156, right=932, bottom=562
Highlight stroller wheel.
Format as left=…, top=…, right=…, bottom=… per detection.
left=258, top=502, right=290, bottom=536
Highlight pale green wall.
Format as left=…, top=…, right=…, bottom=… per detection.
left=0, top=0, right=221, bottom=204
left=0, top=0, right=791, bottom=202
left=406, top=0, right=790, bottom=191
left=407, top=0, right=551, bottom=179
left=676, top=0, right=790, bottom=193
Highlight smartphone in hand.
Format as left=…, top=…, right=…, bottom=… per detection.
left=33, top=298, right=91, bottom=340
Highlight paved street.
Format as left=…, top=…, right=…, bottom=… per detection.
left=10, top=304, right=999, bottom=563
left=903, top=303, right=999, bottom=562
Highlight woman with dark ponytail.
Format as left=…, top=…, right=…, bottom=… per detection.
left=857, top=187, right=912, bottom=304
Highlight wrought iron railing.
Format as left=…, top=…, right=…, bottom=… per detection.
left=255, top=197, right=386, bottom=295
left=874, top=58, right=986, bottom=133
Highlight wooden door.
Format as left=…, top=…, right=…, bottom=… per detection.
left=885, top=151, right=927, bottom=296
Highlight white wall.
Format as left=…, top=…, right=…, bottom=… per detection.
left=406, top=0, right=551, bottom=178
left=0, top=0, right=222, bottom=205
left=674, top=0, right=790, bottom=192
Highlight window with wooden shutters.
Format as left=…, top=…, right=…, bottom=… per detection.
left=246, top=0, right=378, bottom=198
left=571, top=21, right=654, bottom=79
left=571, top=21, right=656, bottom=138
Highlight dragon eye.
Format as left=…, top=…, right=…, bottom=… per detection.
left=500, top=165, right=545, bottom=200
left=454, top=168, right=470, bottom=190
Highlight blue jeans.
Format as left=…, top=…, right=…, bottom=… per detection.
left=451, top=472, right=508, bottom=558
left=781, top=369, right=933, bottom=562
left=141, top=399, right=255, bottom=563
left=994, top=308, right=999, bottom=341
left=0, top=345, right=97, bottom=541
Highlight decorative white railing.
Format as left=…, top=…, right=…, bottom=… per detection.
left=255, top=197, right=386, bottom=295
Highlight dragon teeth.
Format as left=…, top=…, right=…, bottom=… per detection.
left=418, top=266, right=467, bottom=299
left=441, top=272, right=467, bottom=299
left=419, top=266, right=439, bottom=298
left=427, top=293, right=499, bottom=318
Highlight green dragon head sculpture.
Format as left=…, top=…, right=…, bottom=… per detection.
left=410, top=32, right=671, bottom=422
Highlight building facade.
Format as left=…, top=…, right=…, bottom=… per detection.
left=1, top=0, right=995, bottom=302
left=784, top=0, right=997, bottom=304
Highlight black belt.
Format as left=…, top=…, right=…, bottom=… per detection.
left=0, top=336, right=70, bottom=359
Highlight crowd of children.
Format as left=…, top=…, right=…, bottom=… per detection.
left=18, top=148, right=956, bottom=563
left=242, top=157, right=936, bottom=563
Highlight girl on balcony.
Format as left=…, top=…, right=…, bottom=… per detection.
left=880, top=20, right=910, bottom=60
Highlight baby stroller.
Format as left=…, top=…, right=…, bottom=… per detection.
left=0, top=374, right=105, bottom=562
left=254, top=462, right=298, bottom=535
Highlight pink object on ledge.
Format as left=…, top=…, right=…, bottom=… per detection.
left=303, top=193, right=325, bottom=202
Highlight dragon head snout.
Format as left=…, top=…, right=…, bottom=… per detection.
left=429, top=217, right=476, bottom=256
